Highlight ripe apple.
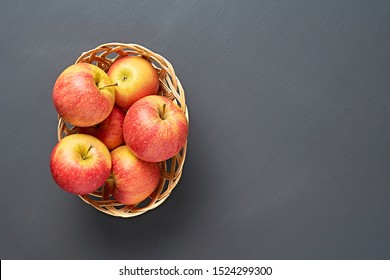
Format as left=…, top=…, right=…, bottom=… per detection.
left=107, top=56, right=159, bottom=110
left=53, top=63, right=116, bottom=127
left=78, top=105, right=126, bottom=151
left=123, top=95, right=188, bottom=162
left=111, top=145, right=160, bottom=205
left=50, top=134, right=112, bottom=195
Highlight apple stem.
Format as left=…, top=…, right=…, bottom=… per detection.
left=98, top=82, right=118, bottom=90
left=82, top=144, right=94, bottom=160
left=159, top=103, right=167, bottom=120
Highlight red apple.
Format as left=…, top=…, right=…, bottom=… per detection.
left=111, top=145, right=160, bottom=205
left=107, top=56, right=159, bottom=110
left=50, top=134, right=112, bottom=195
left=53, top=63, right=116, bottom=127
left=123, top=95, right=188, bottom=162
left=78, top=105, right=125, bottom=151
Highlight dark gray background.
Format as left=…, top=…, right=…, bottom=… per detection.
left=1, top=0, right=389, bottom=259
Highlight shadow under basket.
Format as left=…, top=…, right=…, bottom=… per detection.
left=56, top=42, right=189, bottom=218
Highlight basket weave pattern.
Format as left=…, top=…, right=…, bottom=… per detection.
left=56, top=43, right=188, bottom=218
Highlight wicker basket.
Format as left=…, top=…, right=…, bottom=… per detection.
left=56, top=43, right=189, bottom=218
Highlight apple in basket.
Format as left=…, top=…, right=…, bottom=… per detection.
left=111, top=145, right=161, bottom=205
left=107, top=56, right=160, bottom=110
left=123, top=95, right=188, bottom=162
left=78, top=105, right=126, bottom=151
left=52, top=63, right=116, bottom=127
left=50, top=134, right=112, bottom=195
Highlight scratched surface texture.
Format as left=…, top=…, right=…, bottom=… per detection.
left=0, top=0, right=389, bottom=259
